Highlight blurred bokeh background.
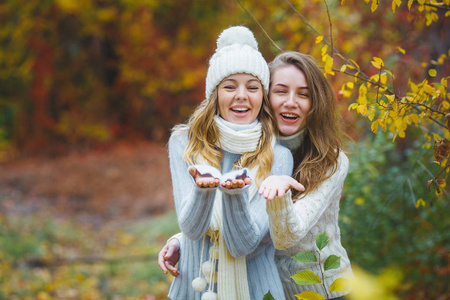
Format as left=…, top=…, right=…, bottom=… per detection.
left=0, top=0, right=449, bottom=299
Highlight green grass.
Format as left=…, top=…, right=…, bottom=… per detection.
left=0, top=210, right=180, bottom=299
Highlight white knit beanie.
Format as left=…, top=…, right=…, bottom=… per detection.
left=205, top=26, right=270, bottom=100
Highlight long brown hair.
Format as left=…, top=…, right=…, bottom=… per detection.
left=269, top=52, right=343, bottom=198
left=174, top=82, right=276, bottom=186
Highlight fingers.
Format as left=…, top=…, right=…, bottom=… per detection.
left=188, top=167, right=198, bottom=178
left=165, top=261, right=180, bottom=277
left=292, top=180, right=305, bottom=192
left=158, top=249, right=169, bottom=274
left=196, top=177, right=220, bottom=188
left=164, top=245, right=175, bottom=260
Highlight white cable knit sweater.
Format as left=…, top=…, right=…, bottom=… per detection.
left=271, top=134, right=353, bottom=299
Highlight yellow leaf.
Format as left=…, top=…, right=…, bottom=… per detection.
left=423, top=84, right=435, bottom=95
left=409, top=81, right=419, bottom=93
left=329, top=278, right=351, bottom=292
left=408, top=114, right=419, bottom=125
left=395, top=117, right=403, bottom=129
left=371, top=57, right=384, bottom=69
left=368, top=107, right=376, bottom=121
left=428, top=69, right=437, bottom=77
left=357, top=104, right=367, bottom=116
left=371, top=120, right=379, bottom=133
left=421, top=62, right=427, bottom=68
left=380, top=73, right=387, bottom=85
left=389, top=110, right=398, bottom=119
left=321, top=45, right=328, bottom=58
left=341, top=90, right=352, bottom=98
left=371, top=0, right=378, bottom=12
left=349, top=59, right=360, bottom=69
left=416, top=198, right=425, bottom=208
left=386, top=94, right=396, bottom=103
left=346, top=82, right=354, bottom=89
left=348, top=103, right=358, bottom=111
left=295, top=291, right=325, bottom=300
left=316, top=35, right=324, bottom=44
left=408, top=0, right=414, bottom=10
left=340, top=65, right=347, bottom=73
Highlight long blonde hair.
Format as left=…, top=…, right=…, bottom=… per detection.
left=175, top=84, right=276, bottom=186
left=269, top=52, right=343, bottom=198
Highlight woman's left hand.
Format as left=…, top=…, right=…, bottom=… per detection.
left=258, top=175, right=305, bottom=200
left=221, top=172, right=252, bottom=189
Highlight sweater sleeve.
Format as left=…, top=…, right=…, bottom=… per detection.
left=168, top=130, right=218, bottom=241
left=221, top=144, right=294, bottom=257
left=266, top=151, right=349, bottom=250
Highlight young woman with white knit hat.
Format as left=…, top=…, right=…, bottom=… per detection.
left=166, top=26, right=292, bottom=300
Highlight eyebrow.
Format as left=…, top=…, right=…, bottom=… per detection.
left=273, top=83, right=309, bottom=89
left=221, top=78, right=262, bottom=84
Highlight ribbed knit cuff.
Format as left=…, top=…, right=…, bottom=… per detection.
left=266, top=189, right=293, bottom=212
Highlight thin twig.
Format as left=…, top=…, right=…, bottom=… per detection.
left=282, top=0, right=370, bottom=80
left=323, top=0, right=334, bottom=57
left=237, top=0, right=283, bottom=52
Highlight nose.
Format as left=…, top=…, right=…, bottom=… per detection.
left=235, top=86, right=248, bottom=100
left=284, top=93, right=297, bottom=107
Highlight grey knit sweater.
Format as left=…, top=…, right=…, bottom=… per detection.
left=167, top=120, right=293, bottom=300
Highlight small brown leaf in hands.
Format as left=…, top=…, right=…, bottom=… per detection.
left=433, top=138, right=450, bottom=162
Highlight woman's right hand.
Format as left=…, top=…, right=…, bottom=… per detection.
left=158, top=238, right=181, bottom=277
left=189, top=167, right=220, bottom=188
left=258, top=175, right=305, bottom=201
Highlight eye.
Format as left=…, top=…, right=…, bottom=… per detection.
left=248, top=86, right=260, bottom=91
left=275, top=90, right=287, bottom=94
left=223, top=85, right=235, bottom=90
left=298, top=92, right=309, bottom=98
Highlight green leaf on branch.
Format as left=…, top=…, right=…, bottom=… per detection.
left=263, top=290, right=275, bottom=300
left=292, top=252, right=317, bottom=263
left=294, top=290, right=325, bottom=300
left=329, top=278, right=350, bottom=292
left=291, top=270, right=321, bottom=285
left=324, top=255, right=341, bottom=271
left=316, top=232, right=329, bottom=251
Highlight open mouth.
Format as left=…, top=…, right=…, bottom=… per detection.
left=281, top=113, right=299, bottom=122
left=231, top=107, right=250, bottom=113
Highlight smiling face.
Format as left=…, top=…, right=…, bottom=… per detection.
left=269, top=64, right=312, bottom=136
left=217, top=73, right=264, bottom=125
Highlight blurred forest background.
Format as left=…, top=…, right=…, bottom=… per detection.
left=0, top=0, right=449, bottom=299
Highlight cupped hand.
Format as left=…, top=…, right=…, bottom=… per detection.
left=189, top=167, right=220, bottom=188
left=221, top=173, right=252, bottom=189
left=258, top=175, right=305, bottom=201
left=158, top=239, right=181, bottom=277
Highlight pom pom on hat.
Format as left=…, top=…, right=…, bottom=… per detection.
left=205, top=26, right=269, bottom=100
left=216, top=26, right=258, bottom=51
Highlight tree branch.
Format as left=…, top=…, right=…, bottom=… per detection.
left=237, top=0, right=283, bottom=52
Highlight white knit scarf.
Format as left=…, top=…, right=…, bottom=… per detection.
left=200, top=117, right=263, bottom=300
